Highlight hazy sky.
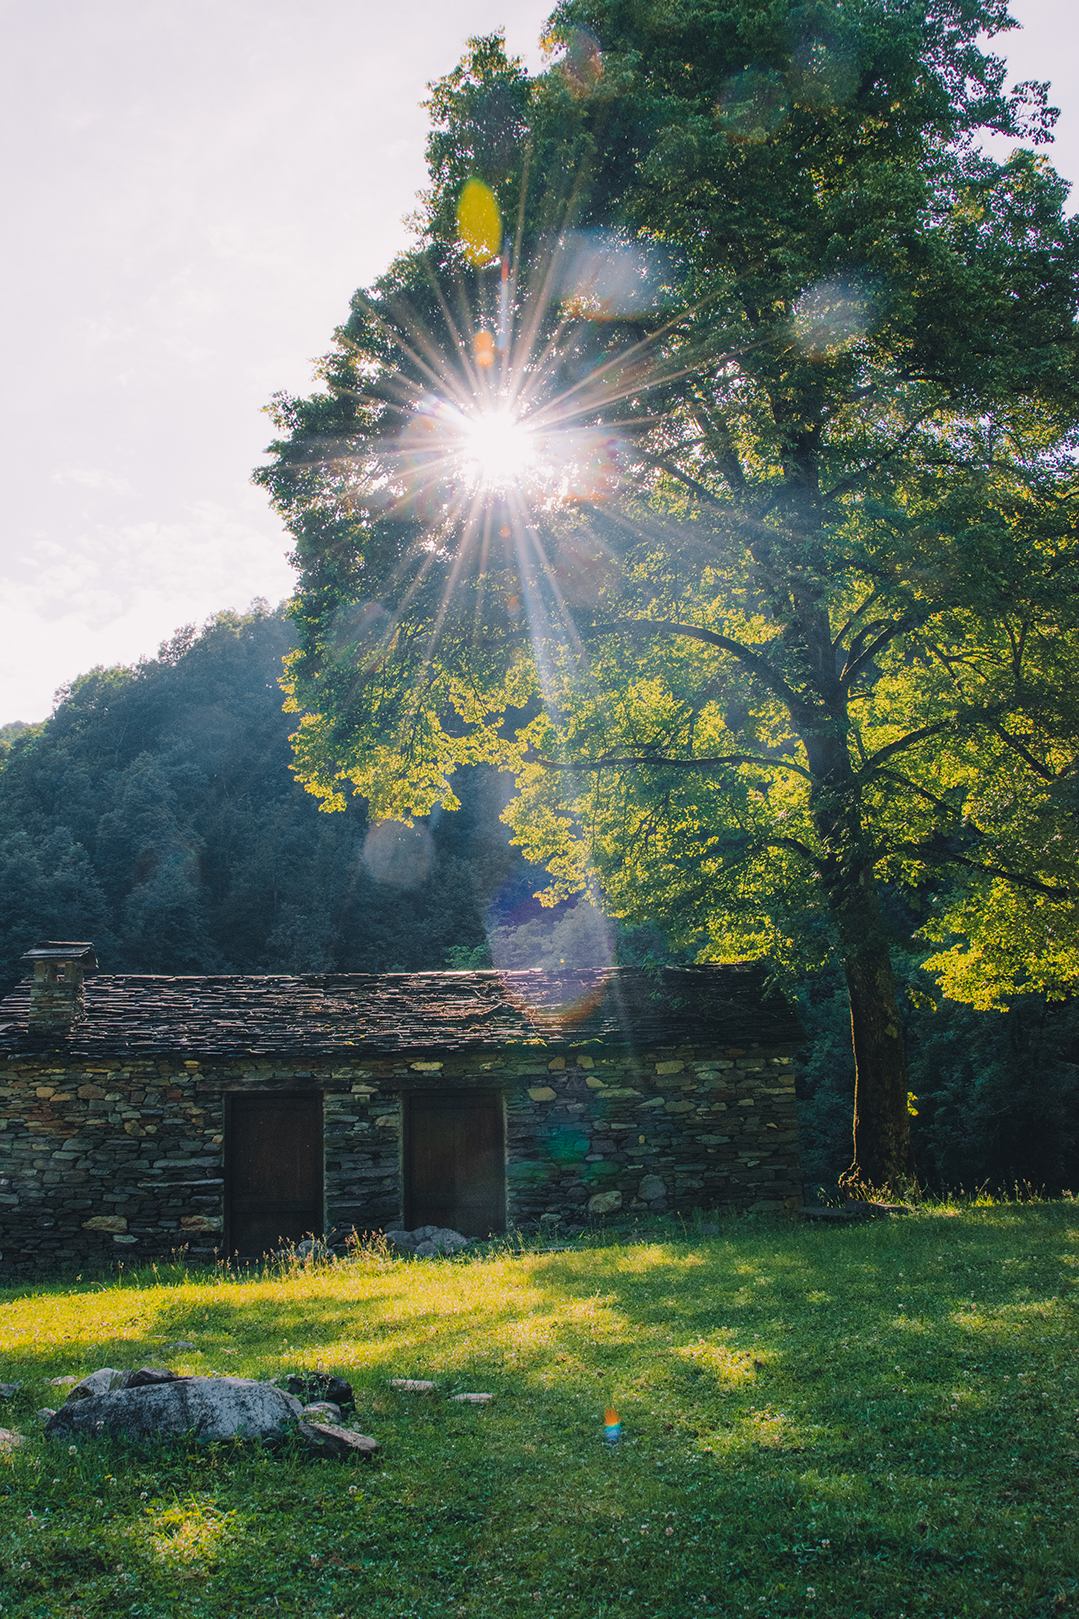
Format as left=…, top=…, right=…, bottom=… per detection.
left=2, top=0, right=1075, bottom=723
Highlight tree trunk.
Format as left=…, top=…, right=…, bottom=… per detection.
left=798, top=680, right=914, bottom=1190
left=827, top=865, right=914, bottom=1190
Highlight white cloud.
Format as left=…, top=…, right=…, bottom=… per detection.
left=0, top=500, right=296, bottom=718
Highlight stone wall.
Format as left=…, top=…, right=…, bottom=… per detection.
left=0, top=1039, right=799, bottom=1276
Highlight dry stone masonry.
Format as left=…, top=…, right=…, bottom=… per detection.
left=0, top=949, right=802, bottom=1276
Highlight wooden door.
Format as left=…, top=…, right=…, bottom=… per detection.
left=405, top=1091, right=505, bottom=1237
left=226, top=1092, right=323, bottom=1255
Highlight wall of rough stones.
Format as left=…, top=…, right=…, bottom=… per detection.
left=0, top=1039, right=799, bottom=1275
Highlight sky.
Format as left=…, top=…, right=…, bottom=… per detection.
left=1, top=0, right=1076, bottom=724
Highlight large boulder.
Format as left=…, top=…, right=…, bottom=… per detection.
left=45, top=1376, right=303, bottom=1443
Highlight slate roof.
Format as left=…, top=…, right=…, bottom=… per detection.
left=0, top=964, right=803, bottom=1060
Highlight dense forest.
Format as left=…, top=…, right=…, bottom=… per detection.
left=1, top=605, right=1076, bottom=1195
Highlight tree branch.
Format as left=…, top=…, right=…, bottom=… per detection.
left=595, top=617, right=805, bottom=712
left=861, top=708, right=1002, bottom=772
left=841, top=614, right=927, bottom=690
left=534, top=751, right=813, bottom=781
left=944, top=851, right=1072, bottom=898
left=991, top=723, right=1068, bottom=783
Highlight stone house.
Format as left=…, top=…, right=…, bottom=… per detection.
left=0, top=942, right=803, bottom=1275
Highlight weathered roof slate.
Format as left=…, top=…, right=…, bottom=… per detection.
left=0, top=964, right=803, bottom=1059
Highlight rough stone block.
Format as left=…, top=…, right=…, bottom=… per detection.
left=48, top=1376, right=302, bottom=1443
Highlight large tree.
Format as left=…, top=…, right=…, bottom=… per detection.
left=256, top=1, right=1079, bottom=1187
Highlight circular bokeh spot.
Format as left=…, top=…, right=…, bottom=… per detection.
left=363, top=820, right=435, bottom=890
left=715, top=67, right=790, bottom=144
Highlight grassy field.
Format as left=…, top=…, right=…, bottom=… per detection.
left=0, top=1204, right=1077, bottom=1619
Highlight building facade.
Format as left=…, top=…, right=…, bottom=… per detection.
left=0, top=944, right=803, bottom=1275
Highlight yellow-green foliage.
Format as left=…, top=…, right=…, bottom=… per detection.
left=1, top=1207, right=1077, bottom=1618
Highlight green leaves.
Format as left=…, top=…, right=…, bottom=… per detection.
left=259, top=0, right=1079, bottom=1181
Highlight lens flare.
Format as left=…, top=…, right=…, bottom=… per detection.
left=457, top=178, right=502, bottom=265
left=462, top=411, right=536, bottom=490
left=363, top=820, right=434, bottom=889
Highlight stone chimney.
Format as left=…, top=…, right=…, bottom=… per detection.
left=21, top=941, right=97, bottom=1034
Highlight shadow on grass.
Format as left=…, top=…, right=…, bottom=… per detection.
left=0, top=1207, right=1076, bottom=1618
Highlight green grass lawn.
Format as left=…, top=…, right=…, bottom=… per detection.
left=1, top=1204, right=1077, bottom=1619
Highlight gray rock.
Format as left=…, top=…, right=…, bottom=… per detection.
left=387, top=1225, right=469, bottom=1256
left=295, top=1238, right=332, bottom=1260
left=588, top=1190, right=623, bottom=1216
left=297, top=1420, right=378, bottom=1459
left=300, top=1401, right=342, bottom=1423
left=0, top=1381, right=21, bottom=1398
left=389, top=1379, right=436, bottom=1393
left=67, top=1368, right=125, bottom=1401
left=46, top=1376, right=303, bottom=1443
left=451, top=1392, right=493, bottom=1403
left=169, top=1342, right=196, bottom=1350
left=414, top=1228, right=469, bottom=1256
left=286, top=1373, right=353, bottom=1407
left=120, top=1367, right=181, bottom=1390
left=34, top=1408, right=57, bottom=1422
left=638, top=1175, right=667, bottom=1202
left=48, top=1375, right=78, bottom=1387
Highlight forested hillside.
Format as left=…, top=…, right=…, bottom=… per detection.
left=1, top=603, right=1076, bottom=1194
left=0, top=606, right=531, bottom=990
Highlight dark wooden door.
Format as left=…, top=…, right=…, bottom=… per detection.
left=405, top=1091, right=505, bottom=1237
left=226, top=1092, right=323, bottom=1255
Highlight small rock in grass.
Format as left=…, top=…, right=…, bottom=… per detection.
left=386, top=1226, right=469, bottom=1257
left=0, top=1382, right=21, bottom=1398
left=286, top=1373, right=353, bottom=1408
left=48, top=1376, right=78, bottom=1387
left=451, top=1393, right=493, bottom=1404
left=297, top=1421, right=378, bottom=1459
left=301, top=1401, right=342, bottom=1423
left=0, top=1428, right=24, bottom=1449
left=390, top=1379, right=436, bottom=1393
left=169, top=1341, right=196, bottom=1350
left=34, top=1409, right=57, bottom=1422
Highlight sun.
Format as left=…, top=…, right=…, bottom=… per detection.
left=460, top=409, right=536, bottom=491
